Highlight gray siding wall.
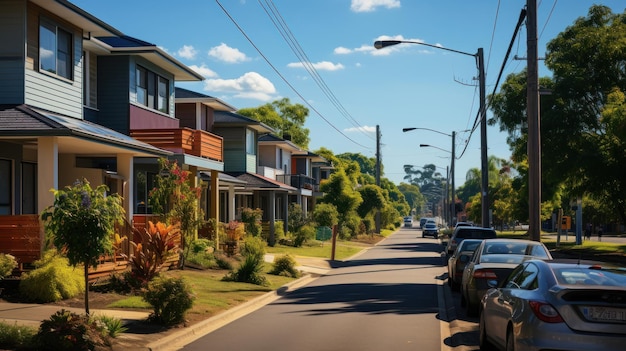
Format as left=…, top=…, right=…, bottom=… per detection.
left=97, top=56, right=130, bottom=133
left=24, top=4, right=83, bottom=119
left=0, top=0, right=26, bottom=104
left=215, top=127, right=247, bottom=172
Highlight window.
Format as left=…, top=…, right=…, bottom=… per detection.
left=135, top=170, right=156, bottom=214
left=40, top=20, right=72, bottom=79
left=0, top=160, right=12, bottom=215
left=136, top=65, right=169, bottom=114
left=21, top=162, right=37, bottom=214
left=246, top=129, right=256, bottom=155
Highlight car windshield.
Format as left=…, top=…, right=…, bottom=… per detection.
left=482, top=242, right=549, bottom=258
left=554, top=267, right=626, bottom=286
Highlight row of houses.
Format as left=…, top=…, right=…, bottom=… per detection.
left=0, top=0, right=333, bottom=268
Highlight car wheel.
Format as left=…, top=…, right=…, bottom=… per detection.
left=479, top=311, right=495, bottom=351
left=506, top=327, right=515, bottom=351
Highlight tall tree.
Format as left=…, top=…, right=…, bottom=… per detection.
left=490, top=5, right=626, bottom=224
left=238, top=98, right=311, bottom=149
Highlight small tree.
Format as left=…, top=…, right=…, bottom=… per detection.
left=40, top=179, right=124, bottom=315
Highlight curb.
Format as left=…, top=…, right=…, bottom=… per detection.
left=147, top=273, right=320, bottom=351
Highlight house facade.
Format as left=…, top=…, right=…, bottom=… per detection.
left=0, top=0, right=224, bottom=266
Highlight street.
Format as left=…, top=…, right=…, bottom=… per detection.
left=181, top=227, right=452, bottom=351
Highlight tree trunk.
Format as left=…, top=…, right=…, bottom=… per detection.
left=84, top=263, right=89, bottom=316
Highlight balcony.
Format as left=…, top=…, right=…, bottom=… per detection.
left=276, top=174, right=319, bottom=192
left=130, top=128, right=223, bottom=162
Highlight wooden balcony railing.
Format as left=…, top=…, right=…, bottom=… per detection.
left=131, top=128, right=223, bottom=162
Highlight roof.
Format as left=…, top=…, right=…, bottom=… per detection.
left=258, top=134, right=302, bottom=152
left=94, top=36, right=203, bottom=82
left=213, top=111, right=275, bottom=134
left=226, top=172, right=297, bottom=192
left=174, top=87, right=236, bottom=112
left=0, top=105, right=171, bottom=156
left=292, top=150, right=327, bottom=163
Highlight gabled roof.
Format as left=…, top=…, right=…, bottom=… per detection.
left=213, top=111, right=275, bottom=134
left=226, top=172, right=296, bottom=192
left=258, top=134, right=302, bottom=152
left=174, top=87, right=236, bottom=112
left=0, top=105, right=171, bottom=156
left=292, top=150, right=328, bottom=163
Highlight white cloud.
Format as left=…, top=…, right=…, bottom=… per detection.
left=334, top=46, right=352, bottom=55
left=188, top=64, right=218, bottom=78
left=177, top=45, right=197, bottom=60
left=203, top=72, right=276, bottom=101
left=344, top=125, right=377, bottom=133
left=208, top=43, right=249, bottom=63
left=351, top=0, right=400, bottom=12
left=287, top=61, right=345, bottom=71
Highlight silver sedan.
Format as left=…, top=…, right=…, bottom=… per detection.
left=480, top=259, right=626, bottom=351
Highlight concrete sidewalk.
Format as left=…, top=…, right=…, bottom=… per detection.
left=0, top=255, right=334, bottom=350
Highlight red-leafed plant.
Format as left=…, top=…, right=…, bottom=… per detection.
left=130, top=221, right=180, bottom=283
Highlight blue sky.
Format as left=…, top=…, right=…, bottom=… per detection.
left=72, top=0, right=625, bottom=186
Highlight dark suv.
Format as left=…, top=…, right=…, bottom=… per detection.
left=445, top=226, right=496, bottom=255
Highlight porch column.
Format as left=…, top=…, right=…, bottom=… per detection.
left=37, top=137, right=58, bottom=212
left=283, top=192, right=289, bottom=234
left=117, top=154, right=133, bottom=220
left=228, top=184, right=235, bottom=222
left=269, top=190, right=276, bottom=246
left=210, top=170, right=220, bottom=223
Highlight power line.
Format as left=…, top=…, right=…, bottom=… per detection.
left=215, top=0, right=371, bottom=149
left=259, top=0, right=373, bottom=140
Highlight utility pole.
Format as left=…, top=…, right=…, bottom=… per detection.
left=478, top=48, right=489, bottom=228
left=527, top=0, right=541, bottom=241
left=451, top=131, right=456, bottom=227
left=375, top=125, right=381, bottom=233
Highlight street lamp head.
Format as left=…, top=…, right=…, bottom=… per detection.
left=374, top=40, right=402, bottom=50
left=402, top=127, right=417, bottom=133
left=419, top=144, right=430, bottom=148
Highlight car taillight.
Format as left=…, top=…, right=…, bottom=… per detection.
left=473, top=270, right=497, bottom=279
left=529, top=301, right=563, bottom=323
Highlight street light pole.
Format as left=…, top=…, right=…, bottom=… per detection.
left=378, top=40, right=489, bottom=228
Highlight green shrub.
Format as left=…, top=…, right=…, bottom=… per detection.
left=269, top=254, right=301, bottom=278
left=0, top=321, right=37, bottom=350
left=190, top=238, right=214, bottom=254
left=274, top=220, right=285, bottom=241
left=214, top=253, right=233, bottom=270
left=0, top=254, right=17, bottom=279
left=34, top=309, right=110, bottom=351
left=240, top=236, right=266, bottom=260
left=241, top=208, right=263, bottom=237
left=92, top=315, right=127, bottom=338
left=143, top=276, right=195, bottom=326
left=19, top=251, right=84, bottom=303
left=294, top=224, right=316, bottom=247
left=222, top=254, right=269, bottom=286
left=186, top=251, right=218, bottom=269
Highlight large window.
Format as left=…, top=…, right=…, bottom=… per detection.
left=0, top=160, right=12, bottom=215
left=40, top=20, right=72, bottom=79
left=136, top=65, right=169, bottom=114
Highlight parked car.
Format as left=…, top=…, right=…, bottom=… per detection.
left=446, top=226, right=497, bottom=255
left=460, top=239, right=552, bottom=316
left=422, top=222, right=439, bottom=238
left=403, top=216, right=413, bottom=228
left=419, top=218, right=430, bottom=228
left=447, top=239, right=483, bottom=291
left=454, top=221, right=473, bottom=229
left=480, top=260, right=626, bottom=351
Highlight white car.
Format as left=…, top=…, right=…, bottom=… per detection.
left=403, top=216, right=413, bottom=227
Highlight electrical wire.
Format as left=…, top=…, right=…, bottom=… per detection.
left=259, top=0, right=373, bottom=140
left=539, top=0, right=558, bottom=40
left=215, top=0, right=371, bottom=149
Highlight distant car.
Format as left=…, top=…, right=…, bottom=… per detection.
left=447, top=239, right=483, bottom=291
left=446, top=226, right=497, bottom=255
left=460, top=238, right=552, bottom=316
left=403, top=216, right=413, bottom=228
left=422, top=222, right=439, bottom=238
left=480, top=260, right=626, bottom=351
left=454, top=222, right=473, bottom=229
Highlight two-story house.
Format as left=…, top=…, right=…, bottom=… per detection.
left=0, top=0, right=224, bottom=267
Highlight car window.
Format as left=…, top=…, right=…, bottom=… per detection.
left=516, top=262, right=539, bottom=290
left=555, top=267, right=626, bottom=286
left=504, top=263, right=526, bottom=289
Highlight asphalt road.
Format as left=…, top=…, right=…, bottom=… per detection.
left=181, top=228, right=448, bottom=351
